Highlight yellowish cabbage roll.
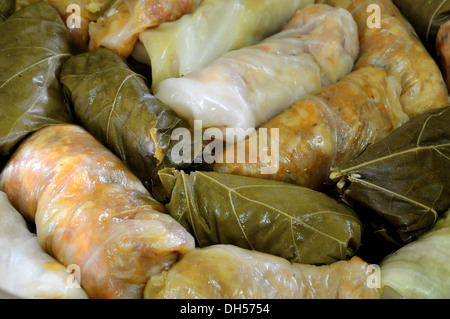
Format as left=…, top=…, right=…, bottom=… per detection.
left=214, top=67, right=408, bottom=189
left=317, top=0, right=449, bottom=116
left=0, top=124, right=195, bottom=299
left=89, top=0, right=199, bottom=57
left=0, top=191, right=88, bottom=299
left=154, top=4, right=359, bottom=135
left=380, top=209, right=450, bottom=299
left=214, top=0, right=449, bottom=187
left=145, top=245, right=381, bottom=299
left=139, top=0, right=314, bottom=88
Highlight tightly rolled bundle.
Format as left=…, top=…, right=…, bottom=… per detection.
left=89, top=0, right=200, bottom=57
left=317, top=0, right=449, bottom=116
left=215, top=0, right=449, bottom=189
left=380, top=209, right=450, bottom=298
left=154, top=4, right=359, bottom=135
left=0, top=124, right=195, bottom=299
left=214, top=67, right=408, bottom=189
left=139, top=0, right=315, bottom=87
left=145, top=244, right=381, bottom=299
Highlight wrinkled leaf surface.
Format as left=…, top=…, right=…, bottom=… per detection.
left=60, top=48, right=197, bottom=201
left=0, top=1, right=74, bottom=157
left=160, top=168, right=362, bottom=265
left=393, top=0, right=450, bottom=56
left=331, top=106, right=450, bottom=245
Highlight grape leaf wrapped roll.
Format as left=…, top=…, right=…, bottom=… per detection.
left=60, top=48, right=198, bottom=203
left=15, top=0, right=116, bottom=51
left=0, top=124, right=195, bottom=299
left=158, top=168, right=362, bottom=265
left=392, top=0, right=450, bottom=60
left=144, top=245, right=381, bottom=299
left=0, top=0, right=13, bottom=23
left=154, top=4, right=359, bottom=136
left=0, top=2, right=74, bottom=158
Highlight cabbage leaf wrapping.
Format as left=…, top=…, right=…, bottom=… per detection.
left=154, top=4, right=359, bottom=135
left=380, top=209, right=450, bottom=299
left=144, top=245, right=381, bottom=299
left=0, top=191, right=88, bottom=299
left=0, top=124, right=195, bottom=299
left=89, top=0, right=200, bottom=58
left=158, top=168, right=362, bottom=264
left=139, top=0, right=314, bottom=88
left=60, top=48, right=198, bottom=201
left=0, top=1, right=74, bottom=158
left=214, top=67, right=408, bottom=190
left=331, top=107, right=450, bottom=245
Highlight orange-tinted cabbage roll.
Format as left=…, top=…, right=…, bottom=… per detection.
left=89, top=0, right=200, bottom=57
left=317, top=0, right=449, bottom=116
left=214, top=67, right=408, bottom=189
left=0, top=124, right=195, bottom=299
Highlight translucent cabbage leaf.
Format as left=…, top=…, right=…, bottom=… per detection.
left=380, top=209, right=450, bottom=299
left=139, top=0, right=314, bottom=88
left=145, top=245, right=381, bottom=299
left=158, top=168, right=363, bottom=265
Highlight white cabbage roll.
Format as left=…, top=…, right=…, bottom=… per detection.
left=153, top=4, right=359, bottom=136
left=380, top=209, right=450, bottom=299
left=138, top=0, right=314, bottom=87
left=0, top=191, right=88, bottom=299
left=145, top=245, right=381, bottom=299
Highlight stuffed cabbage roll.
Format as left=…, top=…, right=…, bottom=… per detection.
left=0, top=124, right=195, bottom=299
left=158, top=168, right=362, bottom=264
left=145, top=245, right=381, bottom=299
left=0, top=191, right=88, bottom=299
left=0, top=1, right=74, bottom=158
left=392, top=0, right=450, bottom=59
left=0, top=0, right=14, bottom=22
left=380, top=209, right=450, bottom=299
left=89, top=0, right=200, bottom=58
left=139, top=0, right=314, bottom=88
left=318, top=0, right=449, bottom=116
left=60, top=48, right=199, bottom=202
left=154, top=4, right=359, bottom=135
left=16, top=0, right=115, bottom=51
left=214, top=67, right=408, bottom=189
